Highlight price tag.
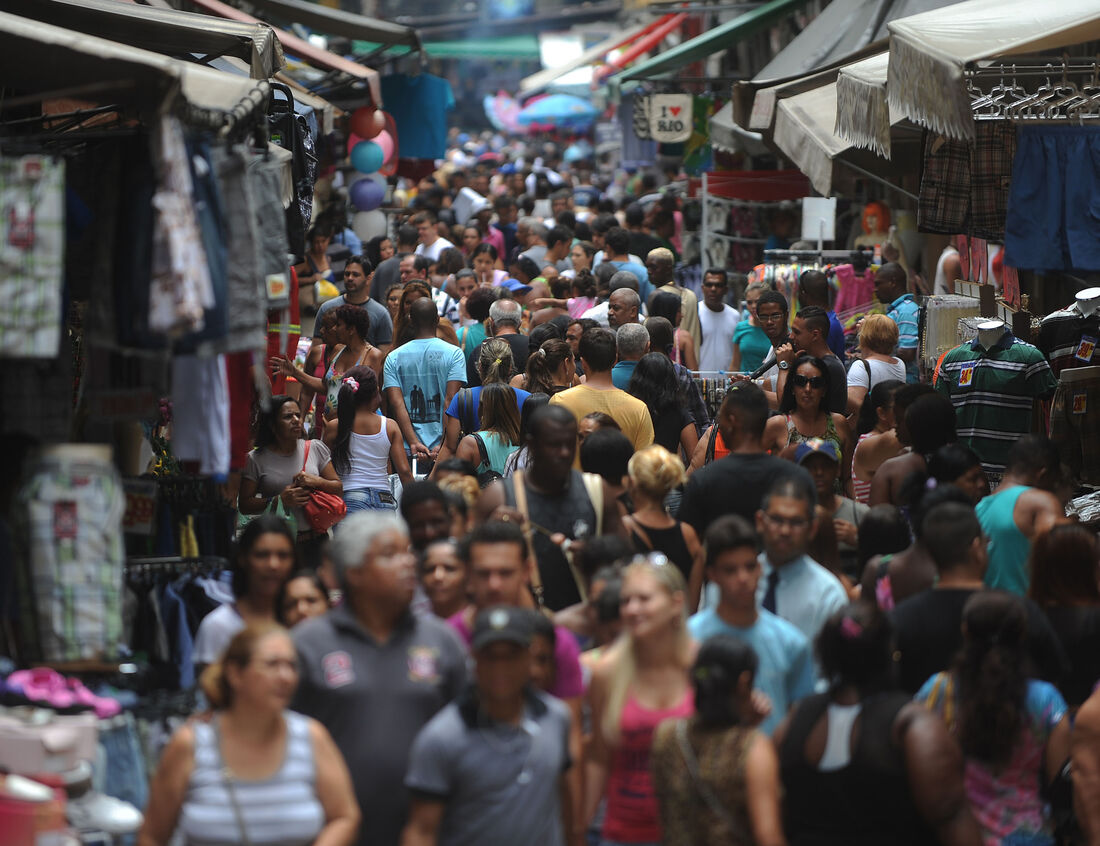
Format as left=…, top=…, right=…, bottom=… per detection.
left=122, top=478, right=159, bottom=535
left=1073, top=392, right=1088, bottom=415
left=958, top=363, right=976, bottom=387
left=1075, top=335, right=1097, bottom=362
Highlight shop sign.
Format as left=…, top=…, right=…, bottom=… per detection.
left=122, top=478, right=158, bottom=536
left=649, top=94, right=693, bottom=143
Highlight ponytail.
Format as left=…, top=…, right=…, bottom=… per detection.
left=523, top=339, right=572, bottom=395
left=331, top=366, right=379, bottom=475
left=477, top=338, right=513, bottom=385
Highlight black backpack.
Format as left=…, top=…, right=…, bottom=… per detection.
left=471, top=433, right=503, bottom=488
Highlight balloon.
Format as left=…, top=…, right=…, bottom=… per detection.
left=364, top=172, right=387, bottom=187
left=375, top=130, right=394, bottom=163
left=349, top=178, right=385, bottom=212
left=347, top=132, right=363, bottom=156
left=350, top=140, right=385, bottom=174
left=350, top=107, right=385, bottom=140
left=352, top=210, right=387, bottom=242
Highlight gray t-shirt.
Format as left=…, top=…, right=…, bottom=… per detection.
left=291, top=605, right=468, bottom=846
left=405, top=689, right=570, bottom=846
left=312, top=295, right=393, bottom=348
left=243, top=440, right=332, bottom=530
left=371, top=256, right=401, bottom=304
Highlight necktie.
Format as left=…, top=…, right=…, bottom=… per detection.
left=762, top=569, right=779, bottom=614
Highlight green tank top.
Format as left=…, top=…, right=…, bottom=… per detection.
left=975, top=485, right=1032, bottom=596
left=474, top=431, right=517, bottom=475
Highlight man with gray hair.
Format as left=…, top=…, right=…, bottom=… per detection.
left=612, top=322, right=650, bottom=389
left=608, top=287, right=641, bottom=330
left=466, top=296, right=530, bottom=386
left=519, top=218, right=549, bottom=268
left=291, top=511, right=468, bottom=846
left=582, top=270, right=642, bottom=327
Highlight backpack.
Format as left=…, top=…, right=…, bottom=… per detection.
left=471, top=432, right=503, bottom=488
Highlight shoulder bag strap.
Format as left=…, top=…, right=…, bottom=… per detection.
left=512, top=470, right=544, bottom=608
left=675, top=720, right=743, bottom=834
left=212, top=719, right=252, bottom=846
left=580, top=472, right=604, bottom=538
left=301, top=439, right=311, bottom=472
left=861, top=358, right=872, bottom=385
left=473, top=432, right=490, bottom=469
left=705, top=424, right=718, bottom=463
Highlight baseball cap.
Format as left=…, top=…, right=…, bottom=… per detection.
left=794, top=438, right=839, bottom=465
left=497, top=277, right=533, bottom=296
left=471, top=606, right=533, bottom=651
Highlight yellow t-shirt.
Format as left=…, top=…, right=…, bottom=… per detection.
left=550, top=384, right=655, bottom=467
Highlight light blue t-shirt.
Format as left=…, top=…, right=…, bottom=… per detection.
left=688, top=607, right=816, bottom=735
left=888, top=293, right=920, bottom=383
left=611, top=360, right=638, bottom=391
left=609, top=260, right=653, bottom=304
left=382, top=338, right=467, bottom=449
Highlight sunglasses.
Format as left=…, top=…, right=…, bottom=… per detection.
left=791, top=374, right=825, bottom=389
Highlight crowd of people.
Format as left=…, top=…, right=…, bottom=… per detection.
left=133, top=160, right=1100, bottom=846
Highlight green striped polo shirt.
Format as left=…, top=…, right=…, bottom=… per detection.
left=934, top=334, right=1057, bottom=474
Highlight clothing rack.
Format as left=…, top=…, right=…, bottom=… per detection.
left=690, top=371, right=732, bottom=420
left=124, top=556, right=230, bottom=577
left=965, top=57, right=1100, bottom=123
left=763, top=248, right=873, bottom=264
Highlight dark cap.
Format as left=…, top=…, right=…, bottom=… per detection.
left=471, top=606, right=533, bottom=651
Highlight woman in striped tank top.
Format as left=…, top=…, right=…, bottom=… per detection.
left=138, top=624, right=359, bottom=846
left=851, top=379, right=905, bottom=504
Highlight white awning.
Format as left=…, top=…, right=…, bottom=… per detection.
left=773, top=81, right=848, bottom=196
left=709, top=100, right=769, bottom=156
left=834, top=52, right=896, bottom=157
left=885, top=0, right=1100, bottom=139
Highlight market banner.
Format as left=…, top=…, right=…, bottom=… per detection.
left=648, top=94, right=692, bottom=143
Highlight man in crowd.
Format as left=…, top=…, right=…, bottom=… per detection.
left=875, top=262, right=919, bottom=382
left=402, top=605, right=576, bottom=846
left=688, top=515, right=815, bottom=735
left=401, top=253, right=431, bottom=285
left=383, top=299, right=467, bottom=463
left=550, top=328, right=654, bottom=455
left=976, top=435, right=1066, bottom=596
left=400, top=481, right=454, bottom=554
left=413, top=210, right=455, bottom=262
left=625, top=202, right=662, bottom=261
left=477, top=405, right=624, bottom=611
left=697, top=268, right=740, bottom=371
left=744, top=289, right=791, bottom=406
left=582, top=270, right=638, bottom=327
left=371, top=223, right=416, bottom=303
left=776, top=306, right=847, bottom=414
left=611, top=323, right=649, bottom=390
left=520, top=219, right=549, bottom=268
left=891, top=500, right=1067, bottom=693
left=545, top=226, right=574, bottom=273
left=680, top=382, right=811, bottom=557
left=311, top=255, right=394, bottom=355
left=646, top=247, right=700, bottom=352
left=493, top=196, right=519, bottom=258
left=466, top=298, right=530, bottom=387
left=292, top=511, right=468, bottom=846
left=603, top=227, right=652, bottom=303
left=755, top=477, right=847, bottom=643
left=797, top=269, right=846, bottom=360
left=607, top=288, right=641, bottom=331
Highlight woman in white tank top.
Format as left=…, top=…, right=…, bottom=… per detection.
left=137, top=624, right=359, bottom=846
left=328, top=365, right=412, bottom=514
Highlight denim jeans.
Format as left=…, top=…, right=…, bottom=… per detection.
left=94, top=714, right=147, bottom=814
left=344, top=487, right=397, bottom=514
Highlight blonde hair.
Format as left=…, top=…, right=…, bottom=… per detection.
left=477, top=338, right=513, bottom=385
left=627, top=445, right=686, bottom=501
left=199, top=622, right=290, bottom=709
left=600, top=559, right=691, bottom=744
left=859, top=313, right=900, bottom=355
left=438, top=474, right=479, bottom=510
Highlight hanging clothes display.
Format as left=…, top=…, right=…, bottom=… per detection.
left=619, top=91, right=657, bottom=169
left=934, top=331, right=1057, bottom=476
left=379, top=72, right=455, bottom=161
left=171, top=356, right=230, bottom=481
left=1038, top=302, right=1100, bottom=378
left=1048, top=365, right=1100, bottom=486
left=0, top=154, right=65, bottom=358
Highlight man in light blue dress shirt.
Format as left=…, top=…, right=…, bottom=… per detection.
left=754, top=477, right=847, bottom=644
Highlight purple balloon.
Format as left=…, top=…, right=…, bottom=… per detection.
left=350, top=178, right=385, bottom=212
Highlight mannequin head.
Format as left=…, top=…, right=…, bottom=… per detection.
left=861, top=201, right=891, bottom=236
left=1077, top=287, right=1100, bottom=318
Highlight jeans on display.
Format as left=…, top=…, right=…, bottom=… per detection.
left=343, top=487, right=398, bottom=514
left=94, top=714, right=148, bottom=816
left=12, top=452, right=125, bottom=662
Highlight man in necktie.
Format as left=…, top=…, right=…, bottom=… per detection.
left=755, top=477, right=847, bottom=643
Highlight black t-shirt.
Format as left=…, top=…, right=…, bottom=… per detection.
left=628, top=232, right=663, bottom=264
left=822, top=354, right=848, bottom=414
left=677, top=452, right=813, bottom=535
left=1043, top=604, right=1100, bottom=707
left=467, top=333, right=530, bottom=387
left=651, top=405, right=693, bottom=454
left=890, top=588, right=1068, bottom=694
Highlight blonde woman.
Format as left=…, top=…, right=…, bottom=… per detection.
left=585, top=558, right=695, bottom=846
left=846, top=313, right=906, bottom=415
left=622, top=446, right=703, bottom=611
left=138, top=624, right=359, bottom=846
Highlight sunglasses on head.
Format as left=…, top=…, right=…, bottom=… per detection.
left=791, top=374, right=824, bottom=389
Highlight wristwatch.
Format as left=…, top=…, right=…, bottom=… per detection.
left=777, top=360, right=790, bottom=370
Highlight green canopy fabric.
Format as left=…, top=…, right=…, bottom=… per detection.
left=611, top=0, right=814, bottom=82
left=352, top=34, right=540, bottom=61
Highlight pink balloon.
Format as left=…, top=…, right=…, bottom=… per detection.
left=347, top=132, right=363, bottom=156
left=375, top=130, right=394, bottom=163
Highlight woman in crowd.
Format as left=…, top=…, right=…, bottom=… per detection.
left=764, top=356, right=851, bottom=481
left=364, top=234, right=394, bottom=270
left=237, top=397, right=341, bottom=564
left=296, top=310, right=339, bottom=438
left=385, top=282, right=404, bottom=326
left=453, top=268, right=479, bottom=329
left=627, top=353, right=698, bottom=459
left=1029, top=524, right=1100, bottom=708
left=566, top=240, right=596, bottom=279
left=652, top=636, right=785, bottom=846
left=916, top=592, right=1070, bottom=846
left=457, top=287, right=495, bottom=361
left=869, top=393, right=957, bottom=509
left=845, top=314, right=907, bottom=415
left=461, top=225, right=481, bottom=258
left=514, top=338, right=575, bottom=396
left=851, top=380, right=905, bottom=504
left=138, top=624, right=359, bottom=846
left=854, top=504, right=911, bottom=596
left=777, top=603, right=981, bottom=846
left=732, top=282, right=771, bottom=374
left=330, top=366, right=411, bottom=514
left=649, top=291, right=698, bottom=371
left=194, top=515, right=296, bottom=672
left=585, top=557, right=695, bottom=845
left=276, top=570, right=330, bottom=628
left=455, top=383, right=522, bottom=481
left=621, top=445, right=703, bottom=610
left=419, top=538, right=468, bottom=620
left=392, top=280, right=460, bottom=347
left=502, top=392, right=551, bottom=476
left=293, top=225, right=336, bottom=313
left=470, top=242, right=508, bottom=287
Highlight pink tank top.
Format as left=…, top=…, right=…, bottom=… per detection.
left=853, top=431, right=873, bottom=504
left=603, top=688, right=694, bottom=842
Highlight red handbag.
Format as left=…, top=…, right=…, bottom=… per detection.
left=301, top=441, right=346, bottom=532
